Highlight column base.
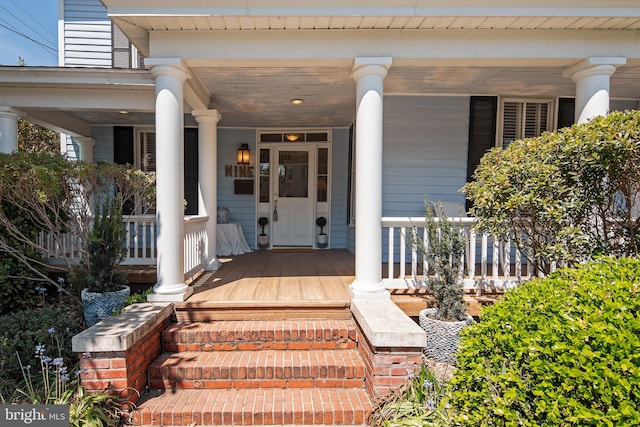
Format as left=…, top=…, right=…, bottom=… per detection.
left=205, top=258, right=222, bottom=271
left=349, top=280, right=390, bottom=300
left=147, top=284, right=193, bottom=302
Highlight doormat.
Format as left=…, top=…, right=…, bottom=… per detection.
left=271, top=247, right=315, bottom=253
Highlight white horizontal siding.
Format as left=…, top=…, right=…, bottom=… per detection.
left=63, top=0, right=112, bottom=67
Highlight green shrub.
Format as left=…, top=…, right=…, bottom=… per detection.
left=463, top=110, right=640, bottom=275
left=446, top=258, right=640, bottom=426
left=0, top=256, right=40, bottom=315
left=0, top=308, right=82, bottom=389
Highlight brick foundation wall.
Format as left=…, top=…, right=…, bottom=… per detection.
left=73, top=303, right=173, bottom=403
left=355, top=321, right=423, bottom=400
left=78, top=315, right=169, bottom=402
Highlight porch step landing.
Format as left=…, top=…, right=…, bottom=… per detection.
left=130, top=319, right=372, bottom=426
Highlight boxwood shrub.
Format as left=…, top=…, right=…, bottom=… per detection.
left=446, top=258, right=640, bottom=426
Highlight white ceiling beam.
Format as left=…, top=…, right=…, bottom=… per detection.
left=24, top=110, right=91, bottom=137
left=150, top=28, right=640, bottom=63
left=0, top=87, right=155, bottom=111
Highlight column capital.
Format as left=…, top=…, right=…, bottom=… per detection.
left=563, top=56, right=626, bottom=81
left=0, top=106, right=23, bottom=120
left=145, top=58, right=190, bottom=82
left=351, top=57, right=392, bottom=81
left=192, top=109, right=222, bottom=124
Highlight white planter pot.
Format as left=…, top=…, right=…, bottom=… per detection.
left=419, top=308, right=473, bottom=364
left=316, top=234, right=328, bottom=248
left=258, top=234, right=269, bottom=249
left=81, top=286, right=130, bottom=327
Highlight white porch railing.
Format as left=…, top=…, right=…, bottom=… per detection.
left=382, top=217, right=533, bottom=290
left=40, top=215, right=210, bottom=279
left=183, top=215, right=208, bottom=280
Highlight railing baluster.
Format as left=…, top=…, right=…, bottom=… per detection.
left=492, top=235, right=499, bottom=286
left=399, top=227, right=406, bottom=279
left=388, top=226, right=394, bottom=280
left=468, top=228, right=476, bottom=282
left=481, top=233, right=488, bottom=282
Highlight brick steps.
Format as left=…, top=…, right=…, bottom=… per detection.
left=131, top=388, right=372, bottom=426
left=162, top=319, right=357, bottom=352
left=149, top=349, right=366, bottom=389
left=130, top=319, right=372, bottom=426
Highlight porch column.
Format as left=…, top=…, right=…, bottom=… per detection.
left=0, top=107, right=21, bottom=153
left=75, top=137, right=95, bottom=163
left=146, top=59, right=193, bottom=302
left=192, top=109, right=222, bottom=271
left=563, top=57, right=626, bottom=124
left=349, top=57, right=392, bottom=299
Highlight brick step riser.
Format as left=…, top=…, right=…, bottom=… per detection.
left=149, top=378, right=366, bottom=390
left=131, top=388, right=372, bottom=426
left=162, top=321, right=357, bottom=349
left=164, top=340, right=356, bottom=352
left=138, top=408, right=369, bottom=426
left=150, top=364, right=365, bottom=380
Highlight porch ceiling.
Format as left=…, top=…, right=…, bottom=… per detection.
left=3, top=62, right=640, bottom=131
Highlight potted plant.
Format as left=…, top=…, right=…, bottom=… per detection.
left=71, top=195, right=130, bottom=327
left=316, top=216, right=328, bottom=248
left=258, top=216, right=269, bottom=249
left=412, top=201, right=473, bottom=364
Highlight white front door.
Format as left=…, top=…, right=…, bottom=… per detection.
left=272, top=147, right=314, bottom=246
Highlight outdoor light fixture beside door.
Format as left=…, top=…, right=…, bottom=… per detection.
left=237, top=143, right=250, bottom=165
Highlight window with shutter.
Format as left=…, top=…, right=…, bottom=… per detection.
left=138, top=130, right=156, bottom=173
left=499, top=99, right=552, bottom=148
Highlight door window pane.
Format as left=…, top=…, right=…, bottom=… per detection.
left=317, top=148, right=328, bottom=202
left=278, top=151, right=308, bottom=198
left=259, top=148, right=270, bottom=203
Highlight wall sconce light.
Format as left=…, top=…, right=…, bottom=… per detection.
left=237, top=143, right=250, bottom=165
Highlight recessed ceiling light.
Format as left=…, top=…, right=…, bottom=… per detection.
left=290, top=99, right=304, bottom=105
left=118, top=110, right=129, bottom=115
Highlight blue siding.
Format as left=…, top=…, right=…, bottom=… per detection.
left=381, top=95, right=470, bottom=262
left=218, top=128, right=257, bottom=249
left=91, top=126, right=114, bottom=162
left=330, top=128, right=350, bottom=249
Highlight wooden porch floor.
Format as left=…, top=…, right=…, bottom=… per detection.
left=169, top=249, right=500, bottom=322
left=174, top=249, right=355, bottom=321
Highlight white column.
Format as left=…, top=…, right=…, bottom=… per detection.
left=349, top=57, right=392, bottom=299
left=563, top=57, right=626, bottom=124
left=0, top=107, right=21, bottom=153
left=75, top=137, right=95, bottom=163
left=146, top=59, right=193, bottom=302
left=192, top=109, right=222, bottom=271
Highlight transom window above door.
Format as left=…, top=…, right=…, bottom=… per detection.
left=258, top=130, right=330, bottom=143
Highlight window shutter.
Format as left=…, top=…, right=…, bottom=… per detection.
left=524, top=102, right=549, bottom=138
left=184, top=128, right=199, bottom=216
left=502, top=101, right=520, bottom=147
left=557, top=98, right=575, bottom=129
left=139, top=131, right=156, bottom=172
left=113, top=126, right=134, bottom=165
left=466, top=96, right=497, bottom=211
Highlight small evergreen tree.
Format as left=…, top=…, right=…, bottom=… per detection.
left=412, top=202, right=467, bottom=322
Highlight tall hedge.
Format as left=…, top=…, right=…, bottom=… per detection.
left=463, top=110, right=640, bottom=275
left=446, top=258, right=640, bottom=426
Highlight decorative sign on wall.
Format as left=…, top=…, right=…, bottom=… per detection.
left=234, top=179, right=254, bottom=194
left=225, top=165, right=255, bottom=178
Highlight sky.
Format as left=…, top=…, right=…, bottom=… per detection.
left=0, top=0, right=59, bottom=66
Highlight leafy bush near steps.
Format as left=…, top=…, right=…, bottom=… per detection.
left=445, top=258, right=640, bottom=426
left=0, top=308, right=82, bottom=391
